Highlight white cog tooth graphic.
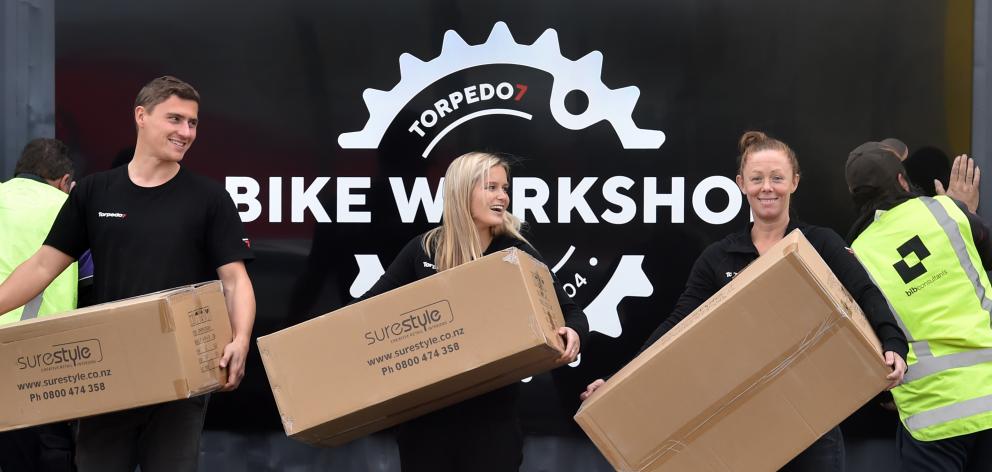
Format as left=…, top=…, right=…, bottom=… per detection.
left=584, top=255, right=653, bottom=338
left=486, top=21, right=516, bottom=46
left=441, top=30, right=469, bottom=53
left=350, top=254, right=386, bottom=298
left=338, top=21, right=665, bottom=150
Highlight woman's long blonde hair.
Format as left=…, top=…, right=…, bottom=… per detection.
left=423, top=152, right=529, bottom=271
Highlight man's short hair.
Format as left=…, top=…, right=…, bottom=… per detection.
left=134, top=76, right=200, bottom=112
left=14, top=138, right=73, bottom=181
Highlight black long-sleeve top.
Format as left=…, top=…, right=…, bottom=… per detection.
left=356, top=231, right=589, bottom=422
left=640, top=220, right=909, bottom=359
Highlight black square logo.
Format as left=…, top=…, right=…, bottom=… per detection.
left=893, top=235, right=930, bottom=284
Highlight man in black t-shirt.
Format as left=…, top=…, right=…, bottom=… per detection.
left=0, top=76, right=256, bottom=472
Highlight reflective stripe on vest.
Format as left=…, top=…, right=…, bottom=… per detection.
left=906, top=393, right=992, bottom=431
left=894, top=197, right=992, bottom=383
left=21, top=293, right=43, bottom=320
left=921, top=197, right=992, bottom=325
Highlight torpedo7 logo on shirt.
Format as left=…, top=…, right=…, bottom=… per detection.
left=97, top=211, right=127, bottom=219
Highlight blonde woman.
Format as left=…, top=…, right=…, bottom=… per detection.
left=358, top=152, right=588, bottom=471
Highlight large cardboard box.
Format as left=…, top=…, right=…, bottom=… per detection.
left=0, top=281, right=231, bottom=431
left=258, top=247, right=566, bottom=447
left=575, top=230, right=891, bottom=472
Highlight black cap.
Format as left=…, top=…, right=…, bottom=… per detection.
left=845, top=141, right=907, bottom=193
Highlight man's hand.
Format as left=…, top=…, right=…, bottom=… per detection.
left=884, top=351, right=907, bottom=390
left=557, top=327, right=580, bottom=364
left=216, top=261, right=256, bottom=392
left=219, top=337, right=249, bottom=391
left=936, top=154, right=980, bottom=213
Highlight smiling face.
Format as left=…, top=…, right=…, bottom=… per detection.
left=736, top=149, right=799, bottom=223
left=470, top=165, right=510, bottom=232
left=135, top=95, right=199, bottom=163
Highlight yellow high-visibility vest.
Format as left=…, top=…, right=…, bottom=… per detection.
left=0, top=178, right=77, bottom=324
left=853, top=196, right=992, bottom=441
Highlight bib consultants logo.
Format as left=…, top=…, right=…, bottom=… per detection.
left=893, top=235, right=930, bottom=284
left=893, top=235, right=949, bottom=296
left=338, top=21, right=665, bottom=156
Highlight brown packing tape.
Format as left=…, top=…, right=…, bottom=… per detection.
left=174, top=378, right=190, bottom=398
left=190, top=380, right=223, bottom=396
left=636, top=316, right=844, bottom=471
left=158, top=299, right=175, bottom=333
left=281, top=414, right=295, bottom=436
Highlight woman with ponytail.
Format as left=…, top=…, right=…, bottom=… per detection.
left=358, top=151, right=588, bottom=471
left=581, top=131, right=907, bottom=471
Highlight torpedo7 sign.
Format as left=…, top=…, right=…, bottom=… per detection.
left=338, top=21, right=665, bottom=154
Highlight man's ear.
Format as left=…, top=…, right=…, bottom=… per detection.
left=134, top=106, right=146, bottom=129
left=57, top=174, right=72, bottom=193
left=897, top=173, right=910, bottom=192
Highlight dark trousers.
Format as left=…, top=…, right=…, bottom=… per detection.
left=897, top=423, right=992, bottom=472
left=780, top=426, right=846, bottom=472
left=0, top=422, right=75, bottom=472
left=73, top=395, right=208, bottom=472
left=396, top=416, right=523, bottom=472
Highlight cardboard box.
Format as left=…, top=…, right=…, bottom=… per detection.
left=258, top=247, right=566, bottom=447
left=574, top=230, right=891, bottom=472
left=0, top=281, right=231, bottom=431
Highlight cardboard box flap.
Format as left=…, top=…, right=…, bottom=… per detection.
left=163, top=282, right=230, bottom=395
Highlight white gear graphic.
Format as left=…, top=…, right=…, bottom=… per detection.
left=338, top=21, right=665, bottom=150
left=582, top=255, right=653, bottom=338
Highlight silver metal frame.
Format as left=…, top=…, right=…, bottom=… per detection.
left=1, top=0, right=54, bottom=179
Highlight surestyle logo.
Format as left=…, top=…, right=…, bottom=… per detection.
left=364, top=300, right=454, bottom=345
left=16, top=339, right=103, bottom=371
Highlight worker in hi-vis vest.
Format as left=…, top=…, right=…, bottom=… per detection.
left=845, top=141, right=992, bottom=471
left=0, top=138, right=78, bottom=324
left=0, top=138, right=78, bottom=472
